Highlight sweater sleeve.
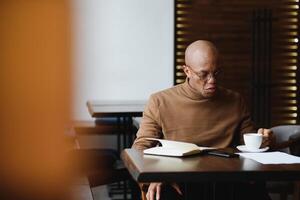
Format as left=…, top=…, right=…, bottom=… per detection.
left=238, top=96, right=256, bottom=144
left=132, top=94, right=163, bottom=150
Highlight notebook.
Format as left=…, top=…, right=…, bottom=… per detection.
left=143, top=138, right=215, bottom=157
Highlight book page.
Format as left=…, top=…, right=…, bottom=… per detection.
left=238, top=151, right=300, bottom=164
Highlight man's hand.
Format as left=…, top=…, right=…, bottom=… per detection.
left=258, top=128, right=276, bottom=148
left=146, top=182, right=182, bottom=200
left=146, top=182, right=162, bottom=200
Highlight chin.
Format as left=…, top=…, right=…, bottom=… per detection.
left=203, top=91, right=216, bottom=98
left=204, top=94, right=215, bottom=98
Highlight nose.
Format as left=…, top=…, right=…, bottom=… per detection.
left=207, top=75, right=216, bottom=84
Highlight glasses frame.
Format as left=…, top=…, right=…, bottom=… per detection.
left=185, top=65, right=221, bottom=81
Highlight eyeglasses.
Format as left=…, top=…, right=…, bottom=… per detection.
left=186, top=65, right=222, bottom=81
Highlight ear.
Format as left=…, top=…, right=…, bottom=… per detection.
left=182, top=65, right=192, bottom=78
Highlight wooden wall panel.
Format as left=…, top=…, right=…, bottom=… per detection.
left=175, top=0, right=299, bottom=126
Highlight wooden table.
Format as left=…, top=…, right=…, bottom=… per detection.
left=86, top=100, right=147, bottom=150
left=122, top=148, right=300, bottom=199
left=85, top=100, right=147, bottom=199
left=122, top=148, right=300, bottom=182
left=87, top=100, right=146, bottom=118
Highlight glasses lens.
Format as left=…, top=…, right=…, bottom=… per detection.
left=202, top=70, right=221, bottom=80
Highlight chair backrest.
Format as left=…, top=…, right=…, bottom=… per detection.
left=271, top=125, right=300, bottom=154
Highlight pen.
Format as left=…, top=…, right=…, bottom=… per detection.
left=207, top=150, right=239, bottom=158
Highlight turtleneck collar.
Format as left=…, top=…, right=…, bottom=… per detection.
left=180, top=78, right=218, bottom=100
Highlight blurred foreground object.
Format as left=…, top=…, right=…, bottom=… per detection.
left=0, top=0, right=73, bottom=199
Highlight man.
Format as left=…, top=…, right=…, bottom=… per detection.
left=132, top=40, right=274, bottom=200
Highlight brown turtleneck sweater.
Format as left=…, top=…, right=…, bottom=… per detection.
left=132, top=79, right=256, bottom=150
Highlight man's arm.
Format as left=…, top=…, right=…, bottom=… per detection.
left=238, top=96, right=275, bottom=148
left=132, top=94, right=163, bottom=150
left=131, top=95, right=183, bottom=199
left=238, top=96, right=256, bottom=144
left=132, top=95, right=169, bottom=200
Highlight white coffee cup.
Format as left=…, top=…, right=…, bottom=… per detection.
left=243, top=133, right=263, bottom=151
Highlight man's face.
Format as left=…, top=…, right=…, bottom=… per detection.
left=184, top=56, right=220, bottom=98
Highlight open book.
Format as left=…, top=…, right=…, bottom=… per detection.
left=143, top=138, right=215, bottom=157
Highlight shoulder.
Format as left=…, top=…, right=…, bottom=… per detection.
left=215, top=87, right=250, bottom=116
left=217, top=87, right=244, bottom=103
left=218, top=87, right=241, bottom=98
left=150, top=84, right=183, bottom=100
left=146, top=84, right=183, bottom=109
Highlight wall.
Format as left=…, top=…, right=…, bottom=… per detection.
left=71, top=0, right=174, bottom=120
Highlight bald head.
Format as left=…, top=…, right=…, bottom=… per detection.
left=183, top=40, right=220, bottom=98
left=185, top=40, right=218, bottom=69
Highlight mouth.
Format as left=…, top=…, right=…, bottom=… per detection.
left=205, top=87, right=216, bottom=93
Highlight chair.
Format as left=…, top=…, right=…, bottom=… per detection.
left=271, top=125, right=300, bottom=154
left=71, top=119, right=140, bottom=200
left=267, top=125, right=300, bottom=200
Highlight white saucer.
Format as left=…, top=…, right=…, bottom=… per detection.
left=236, top=145, right=269, bottom=153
